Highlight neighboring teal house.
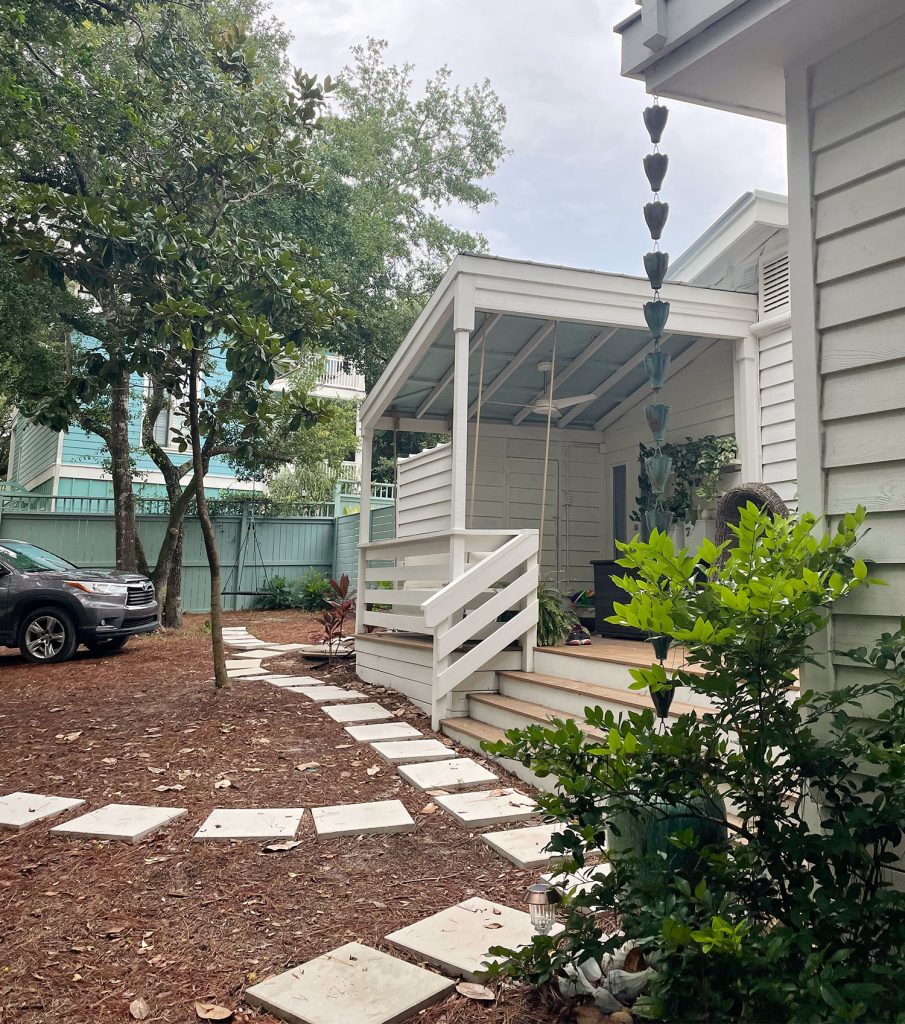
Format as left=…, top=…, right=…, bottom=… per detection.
left=6, top=355, right=366, bottom=506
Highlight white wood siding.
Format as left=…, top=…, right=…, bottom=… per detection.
left=395, top=443, right=453, bottom=537
left=758, top=326, right=797, bottom=505
left=600, top=341, right=736, bottom=550
left=466, top=426, right=605, bottom=590
left=807, top=19, right=905, bottom=664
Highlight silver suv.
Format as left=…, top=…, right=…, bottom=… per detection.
left=0, top=539, right=159, bottom=664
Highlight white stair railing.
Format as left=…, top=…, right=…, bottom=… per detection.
left=422, top=529, right=539, bottom=728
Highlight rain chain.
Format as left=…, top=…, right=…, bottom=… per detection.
left=641, top=98, right=673, bottom=540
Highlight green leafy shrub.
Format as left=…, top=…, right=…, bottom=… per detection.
left=484, top=505, right=905, bottom=1022
left=536, top=580, right=577, bottom=648
left=255, top=570, right=331, bottom=611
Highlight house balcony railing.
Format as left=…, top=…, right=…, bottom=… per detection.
left=318, top=357, right=366, bottom=394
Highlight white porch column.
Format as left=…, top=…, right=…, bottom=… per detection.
left=733, top=333, right=761, bottom=482
left=355, top=427, right=373, bottom=635
left=448, top=276, right=475, bottom=579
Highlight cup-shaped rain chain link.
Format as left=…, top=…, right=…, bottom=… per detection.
left=645, top=402, right=671, bottom=444
left=644, top=453, right=673, bottom=496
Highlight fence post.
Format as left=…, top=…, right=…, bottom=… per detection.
left=333, top=480, right=343, bottom=519
left=233, top=503, right=249, bottom=612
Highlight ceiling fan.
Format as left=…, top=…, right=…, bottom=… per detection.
left=486, top=361, right=597, bottom=419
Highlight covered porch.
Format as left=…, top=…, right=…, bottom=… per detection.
left=355, top=254, right=757, bottom=726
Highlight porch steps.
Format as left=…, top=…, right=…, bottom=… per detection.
left=438, top=716, right=557, bottom=794
left=468, top=692, right=610, bottom=739
left=498, top=670, right=709, bottom=721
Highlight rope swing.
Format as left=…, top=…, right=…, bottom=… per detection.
left=468, top=331, right=487, bottom=528
left=538, top=321, right=558, bottom=549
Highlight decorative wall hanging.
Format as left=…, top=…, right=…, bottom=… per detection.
left=641, top=96, right=673, bottom=539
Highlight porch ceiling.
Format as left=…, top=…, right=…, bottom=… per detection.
left=392, top=311, right=715, bottom=431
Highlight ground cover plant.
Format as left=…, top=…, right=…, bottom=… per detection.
left=485, top=505, right=905, bottom=1023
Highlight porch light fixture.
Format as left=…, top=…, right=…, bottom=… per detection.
left=526, top=882, right=561, bottom=935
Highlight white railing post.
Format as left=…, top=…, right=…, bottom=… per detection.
left=355, top=427, right=373, bottom=635
left=522, top=544, right=539, bottom=672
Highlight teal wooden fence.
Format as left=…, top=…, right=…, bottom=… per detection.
left=0, top=507, right=339, bottom=613
left=333, top=505, right=396, bottom=589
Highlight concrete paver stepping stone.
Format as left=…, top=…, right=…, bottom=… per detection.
left=0, top=791, right=85, bottom=830
left=244, top=941, right=453, bottom=1024
left=433, top=788, right=538, bottom=827
left=371, top=739, right=456, bottom=765
left=344, top=722, right=423, bottom=743
left=266, top=675, right=323, bottom=687
left=194, top=808, right=305, bottom=841
left=227, top=665, right=270, bottom=678
left=298, top=686, right=367, bottom=702
left=481, top=823, right=568, bottom=869
left=226, top=659, right=260, bottom=670
left=386, top=897, right=561, bottom=982
left=322, top=703, right=394, bottom=723
left=233, top=649, right=280, bottom=659
left=397, top=758, right=498, bottom=792
left=312, top=799, right=416, bottom=838
left=50, top=803, right=186, bottom=844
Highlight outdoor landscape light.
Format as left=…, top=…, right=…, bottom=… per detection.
left=526, top=882, right=561, bottom=936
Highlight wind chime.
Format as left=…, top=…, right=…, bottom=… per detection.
left=642, top=97, right=676, bottom=720
left=641, top=97, right=673, bottom=542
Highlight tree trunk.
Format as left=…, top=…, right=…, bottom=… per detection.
left=109, top=370, right=139, bottom=571
left=163, top=526, right=184, bottom=628
left=189, top=352, right=227, bottom=688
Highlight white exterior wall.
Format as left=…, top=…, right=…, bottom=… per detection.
left=395, top=443, right=453, bottom=537
left=790, top=17, right=905, bottom=682
left=757, top=323, right=796, bottom=506
left=466, top=424, right=605, bottom=590
left=600, top=339, right=736, bottom=550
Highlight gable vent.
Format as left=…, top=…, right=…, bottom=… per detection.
left=759, top=253, right=790, bottom=318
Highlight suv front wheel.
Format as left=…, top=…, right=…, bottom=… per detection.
left=18, top=607, right=78, bottom=664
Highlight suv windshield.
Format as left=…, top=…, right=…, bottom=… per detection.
left=0, top=540, right=76, bottom=573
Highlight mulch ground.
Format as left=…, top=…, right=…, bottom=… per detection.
left=0, top=611, right=572, bottom=1024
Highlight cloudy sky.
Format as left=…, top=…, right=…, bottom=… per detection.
left=270, top=0, right=788, bottom=275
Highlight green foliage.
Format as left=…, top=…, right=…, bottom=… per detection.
left=483, top=505, right=905, bottom=1023
left=255, top=570, right=331, bottom=612
left=536, top=580, right=577, bottom=648
left=633, top=434, right=738, bottom=526
left=256, top=37, right=509, bottom=383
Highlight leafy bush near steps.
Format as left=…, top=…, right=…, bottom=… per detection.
left=483, top=505, right=905, bottom=1023
left=255, top=570, right=332, bottom=611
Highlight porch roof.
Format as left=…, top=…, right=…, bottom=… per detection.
left=360, top=254, right=757, bottom=434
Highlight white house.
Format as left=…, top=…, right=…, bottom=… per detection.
left=352, top=192, right=796, bottom=752
left=617, top=0, right=905, bottom=698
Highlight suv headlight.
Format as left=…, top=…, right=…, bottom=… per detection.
left=64, top=581, right=130, bottom=596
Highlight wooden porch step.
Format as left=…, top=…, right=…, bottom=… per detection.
left=439, top=716, right=505, bottom=746
left=498, top=670, right=710, bottom=718
left=469, top=692, right=610, bottom=739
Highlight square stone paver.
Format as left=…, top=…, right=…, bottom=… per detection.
left=244, top=941, right=453, bottom=1024
left=433, top=788, right=538, bottom=827
left=299, top=686, right=367, bottom=702
left=193, top=808, right=305, bottom=841
left=267, top=676, right=323, bottom=687
left=344, top=723, right=423, bottom=743
left=312, top=799, right=416, bottom=839
left=0, top=791, right=85, bottom=830
left=234, top=649, right=279, bottom=659
left=322, top=703, right=394, bottom=723
left=370, top=739, right=455, bottom=765
left=226, top=659, right=259, bottom=670
left=386, top=897, right=561, bottom=982
left=397, top=758, right=498, bottom=792
left=481, top=823, right=567, bottom=869
left=227, top=665, right=270, bottom=678
left=50, top=803, right=187, bottom=844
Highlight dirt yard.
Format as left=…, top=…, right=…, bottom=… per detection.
left=0, top=611, right=570, bottom=1024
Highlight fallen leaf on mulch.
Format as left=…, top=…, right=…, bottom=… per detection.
left=366, top=765, right=381, bottom=777
left=214, top=779, right=233, bottom=790
left=295, top=762, right=320, bottom=772
left=261, top=840, right=303, bottom=854
left=56, top=732, right=82, bottom=743
left=194, top=1000, right=233, bottom=1021
left=484, top=922, right=503, bottom=929
left=101, top=757, right=117, bottom=765
left=144, top=856, right=170, bottom=865
left=147, top=767, right=166, bottom=775
left=420, top=803, right=438, bottom=814
left=129, top=996, right=150, bottom=1019
left=154, top=784, right=185, bottom=792
left=456, top=982, right=495, bottom=1001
